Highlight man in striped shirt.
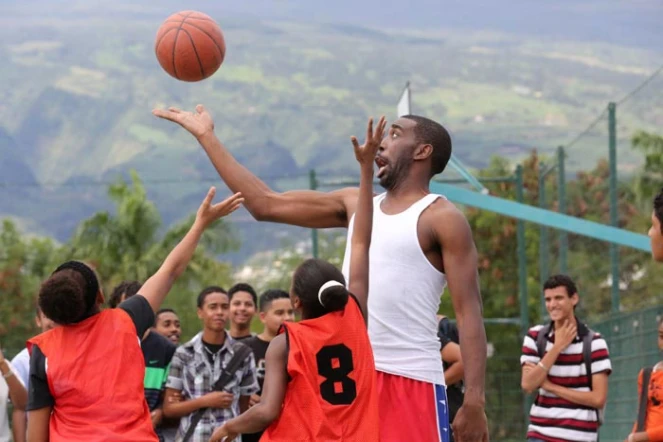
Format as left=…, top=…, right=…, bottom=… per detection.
left=520, top=274, right=612, bottom=442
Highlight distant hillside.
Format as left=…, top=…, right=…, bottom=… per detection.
left=7, top=0, right=662, bottom=48
left=0, top=5, right=660, bottom=263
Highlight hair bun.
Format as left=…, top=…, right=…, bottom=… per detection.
left=319, top=280, right=348, bottom=313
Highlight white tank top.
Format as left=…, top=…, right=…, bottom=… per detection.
left=342, top=192, right=448, bottom=385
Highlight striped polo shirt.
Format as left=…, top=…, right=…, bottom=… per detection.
left=520, top=320, right=611, bottom=442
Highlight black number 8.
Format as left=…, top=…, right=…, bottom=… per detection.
left=316, top=344, right=357, bottom=405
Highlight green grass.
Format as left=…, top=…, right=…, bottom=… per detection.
left=417, top=82, right=571, bottom=124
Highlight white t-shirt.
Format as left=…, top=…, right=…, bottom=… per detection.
left=0, top=361, right=18, bottom=442
left=11, top=349, right=30, bottom=390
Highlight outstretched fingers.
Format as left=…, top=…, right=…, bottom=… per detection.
left=200, top=186, right=217, bottom=207
left=350, top=135, right=361, bottom=156
left=365, top=117, right=374, bottom=143
left=228, top=199, right=244, bottom=213
left=223, top=192, right=244, bottom=205
left=376, top=116, right=387, bottom=139
left=215, top=192, right=244, bottom=212
left=152, top=108, right=175, bottom=121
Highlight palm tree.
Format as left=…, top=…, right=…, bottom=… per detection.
left=62, top=170, right=239, bottom=338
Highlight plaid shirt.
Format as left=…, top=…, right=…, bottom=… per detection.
left=166, top=332, right=259, bottom=442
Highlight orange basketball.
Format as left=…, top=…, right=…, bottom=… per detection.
left=154, top=11, right=226, bottom=82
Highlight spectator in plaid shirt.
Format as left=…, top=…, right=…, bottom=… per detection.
left=163, top=286, right=259, bottom=442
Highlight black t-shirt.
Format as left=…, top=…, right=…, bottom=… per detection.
left=143, top=330, right=176, bottom=442
left=202, top=340, right=224, bottom=364
left=232, top=334, right=255, bottom=342
left=245, top=336, right=270, bottom=393
left=438, top=317, right=460, bottom=351
left=242, top=335, right=270, bottom=442
left=437, top=317, right=464, bottom=422
left=142, top=330, right=177, bottom=410
left=27, top=295, right=155, bottom=411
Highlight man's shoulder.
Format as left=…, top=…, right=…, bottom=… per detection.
left=588, top=329, right=605, bottom=339
left=228, top=337, right=254, bottom=355
left=525, top=324, right=547, bottom=340
left=143, top=331, right=177, bottom=358
left=173, top=334, right=200, bottom=359
left=424, top=197, right=471, bottom=235
left=521, top=325, right=546, bottom=362
left=244, top=335, right=268, bottom=350
left=427, top=196, right=464, bottom=216
left=588, top=331, right=610, bottom=349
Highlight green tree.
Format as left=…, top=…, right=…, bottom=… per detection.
left=616, top=130, right=663, bottom=311
left=0, top=220, right=59, bottom=355
left=631, top=130, right=663, bottom=211
left=59, top=171, right=239, bottom=340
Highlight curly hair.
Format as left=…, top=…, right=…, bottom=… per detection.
left=39, top=269, right=88, bottom=325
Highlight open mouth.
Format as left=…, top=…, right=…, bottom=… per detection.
left=375, top=157, right=388, bottom=177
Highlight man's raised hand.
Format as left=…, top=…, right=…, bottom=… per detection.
left=351, top=116, right=387, bottom=168
left=152, top=104, right=215, bottom=140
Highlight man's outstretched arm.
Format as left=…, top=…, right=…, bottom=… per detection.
left=153, top=105, right=357, bottom=228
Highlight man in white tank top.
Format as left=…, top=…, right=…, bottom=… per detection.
left=155, top=105, right=489, bottom=442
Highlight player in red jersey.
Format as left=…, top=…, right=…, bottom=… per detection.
left=209, top=117, right=386, bottom=442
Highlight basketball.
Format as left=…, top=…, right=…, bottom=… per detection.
left=154, top=11, right=226, bottom=82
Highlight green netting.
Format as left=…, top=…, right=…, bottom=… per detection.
left=593, top=305, right=663, bottom=441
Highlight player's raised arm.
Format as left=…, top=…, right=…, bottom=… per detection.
left=139, top=187, right=243, bottom=312
left=348, top=116, right=386, bottom=320
left=153, top=105, right=357, bottom=229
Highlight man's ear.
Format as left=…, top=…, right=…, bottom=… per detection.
left=413, top=143, right=433, bottom=161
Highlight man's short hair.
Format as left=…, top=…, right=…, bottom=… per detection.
left=259, top=289, right=290, bottom=312
left=228, top=283, right=258, bottom=306
left=402, top=115, right=452, bottom=176
left=197, top=286, right=227, bottom=308
left=543, top=274, right=578, bottom=297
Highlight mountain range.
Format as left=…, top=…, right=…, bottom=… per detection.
left=0, top=0, right=660, bottom=263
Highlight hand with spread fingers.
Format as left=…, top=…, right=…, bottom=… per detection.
left=351, top=116, right=387, bottom=171
left=194, top=187, right=244, bottom=229
left=152, top=104, right=215, bottom=140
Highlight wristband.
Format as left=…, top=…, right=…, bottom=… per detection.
left=1, top=362, right=14, bottom=379
left=537, top=361, right=549, bottom=372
